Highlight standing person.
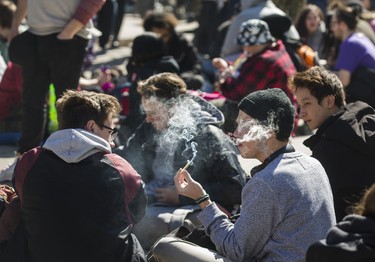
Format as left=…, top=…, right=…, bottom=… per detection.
left=8, top=0, right=106, bottom=156
left=118, top=72, right=247, bottom=250
left=306, top=183, right=375, bottom=262
left=213, top=19, right=296, bottom=132
left=96, top=0, right=117, bottom=49
left=111, top=0, right=127, bottom=48
left=330, top=3, right=375, bottom=106
left=150, top=88, right=336, bottom=262
left=0, top=90, right=147, bottom=261
left=289, top=66, right=375, bottom=221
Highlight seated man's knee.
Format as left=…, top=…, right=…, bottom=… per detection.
left=152, top=237, right=177, bottom=260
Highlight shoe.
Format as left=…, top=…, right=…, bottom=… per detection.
left=0, top=161, right=16, bottom=182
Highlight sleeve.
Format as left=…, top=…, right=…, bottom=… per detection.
left=0, top=62, right=22, bottom=122
left=73, top=0, right=106, bottom=25
left=198, top=179, right=281, bottom=261
left=107, top=154, right=147, bottom=225
left=179, top=126, right=246, bottom=211
left=220, top=57, right=264, bottom=102
left=335, top=41, right=363, bottom=72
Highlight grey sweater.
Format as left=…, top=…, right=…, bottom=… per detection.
left=27, top=0, right=103, bottom=39
left=198, top=151, right=336, bottom=262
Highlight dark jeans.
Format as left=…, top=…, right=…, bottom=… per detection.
left=8, top=31, right=88, bottom=154
left=97, top=0, right=118, bottom=48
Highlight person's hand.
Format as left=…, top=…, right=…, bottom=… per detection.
left=174, top=169, right=206, bottom=200
left=212, top=57, right=228, bottom=73
left=212, top=57, right=233, bottom=81
left=155, top=186, right=180, bottom=205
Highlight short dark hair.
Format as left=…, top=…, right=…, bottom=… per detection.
left=334, top=5, right=359, bottom=30
left=137, top=72, right=187, bottom=100
left=288, top=66, right=346, bottom=108
left=56, top=90, right=121, bottom=130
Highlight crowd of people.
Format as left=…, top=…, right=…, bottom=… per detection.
left=0, top=0, right=375, bottom=261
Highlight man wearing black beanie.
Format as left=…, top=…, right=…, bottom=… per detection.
left=149, top=88, right=336, bottom=262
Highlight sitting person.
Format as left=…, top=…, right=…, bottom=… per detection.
left=117, top=72, right=247, bottom=250
left=0, top=90, right=147, bottom=261
left=306, top=182, right=375, bottom=261
left=213, top=18, right=296, bottom=132
left=289, top=66, right=375, bottom=221
left=143, top=11, right=205, bottom=90
left=150, top=88, right=336, bottom=262
left=0, top=62, right=22, bottom=146
left=330, top=3, right=375, bottom=107
left=121, top=32, right=180, bottom=141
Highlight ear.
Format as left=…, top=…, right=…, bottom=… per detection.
left=326, top=95, right=336, bottom=108
left=85, top=120, right=96, bottom=132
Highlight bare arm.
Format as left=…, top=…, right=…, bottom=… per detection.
left=338, top=69, right=351, bottom=88
left=57, top=18, right=84, bottom=40
left=58, top=0, right=106, bottom=40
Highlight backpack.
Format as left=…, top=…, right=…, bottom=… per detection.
left=261, top=14, right=320, bottom=72
left=284, top=39, right=320, bottom=72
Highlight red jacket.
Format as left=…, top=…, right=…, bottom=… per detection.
left=0, top=62, right=22, bottom=122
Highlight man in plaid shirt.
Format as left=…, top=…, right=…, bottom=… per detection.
left=213, top=19, right=296, bottom=132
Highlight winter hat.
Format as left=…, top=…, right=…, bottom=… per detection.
left=238, top=88, right=295, bottom=140
left=236, top=19, right=275, bottom=46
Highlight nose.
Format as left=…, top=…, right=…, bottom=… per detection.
left=299, top=107, right=306, bottom=118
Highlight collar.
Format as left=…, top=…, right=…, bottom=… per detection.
left=250, top=144, right=295, bottom=177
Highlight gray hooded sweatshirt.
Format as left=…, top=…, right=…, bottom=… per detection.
left=43, top=129, right=112, bottom=163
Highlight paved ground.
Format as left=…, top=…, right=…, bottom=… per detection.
left=0, top=14, right=312, bottom=178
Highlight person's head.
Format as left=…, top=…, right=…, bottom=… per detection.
left=233, top=88, right=295, bottom=160
left=295, top=4, right=324, bottom=38
left=353, top=183, right=375, bottom=218
left=143, top=11, right=178, bottom=44
left=237, top=19, right=275, bottom=56
left=131, top=32, right=167, bottom=65
left=330, top=4, right=359, bottom=40
left=137, top=73, right=187, bottom=131
left=56, top=90, right=121, bottom=147
left=0, top=0, right=16, bottom=39
left=288, top=66, right=345, bottom=130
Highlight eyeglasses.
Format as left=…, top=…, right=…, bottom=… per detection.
left=97, top=123, right=118, bottom=142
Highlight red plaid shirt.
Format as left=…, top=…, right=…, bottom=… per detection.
left=220, top=40, right=296, bottom=103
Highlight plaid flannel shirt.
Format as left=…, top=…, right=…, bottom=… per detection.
left=220, top=40, right=296, bottom=103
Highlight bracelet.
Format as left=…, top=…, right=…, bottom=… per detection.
left=195, top=194, right=210, bottom=205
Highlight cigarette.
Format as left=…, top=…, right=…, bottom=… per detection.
left=181, top=161, right=191, bottom=172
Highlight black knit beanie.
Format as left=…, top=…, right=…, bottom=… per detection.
left=238, top=88, right=295, bottom=140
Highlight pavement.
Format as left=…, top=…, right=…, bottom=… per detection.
left=0, top=14, right=312, bottom=179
